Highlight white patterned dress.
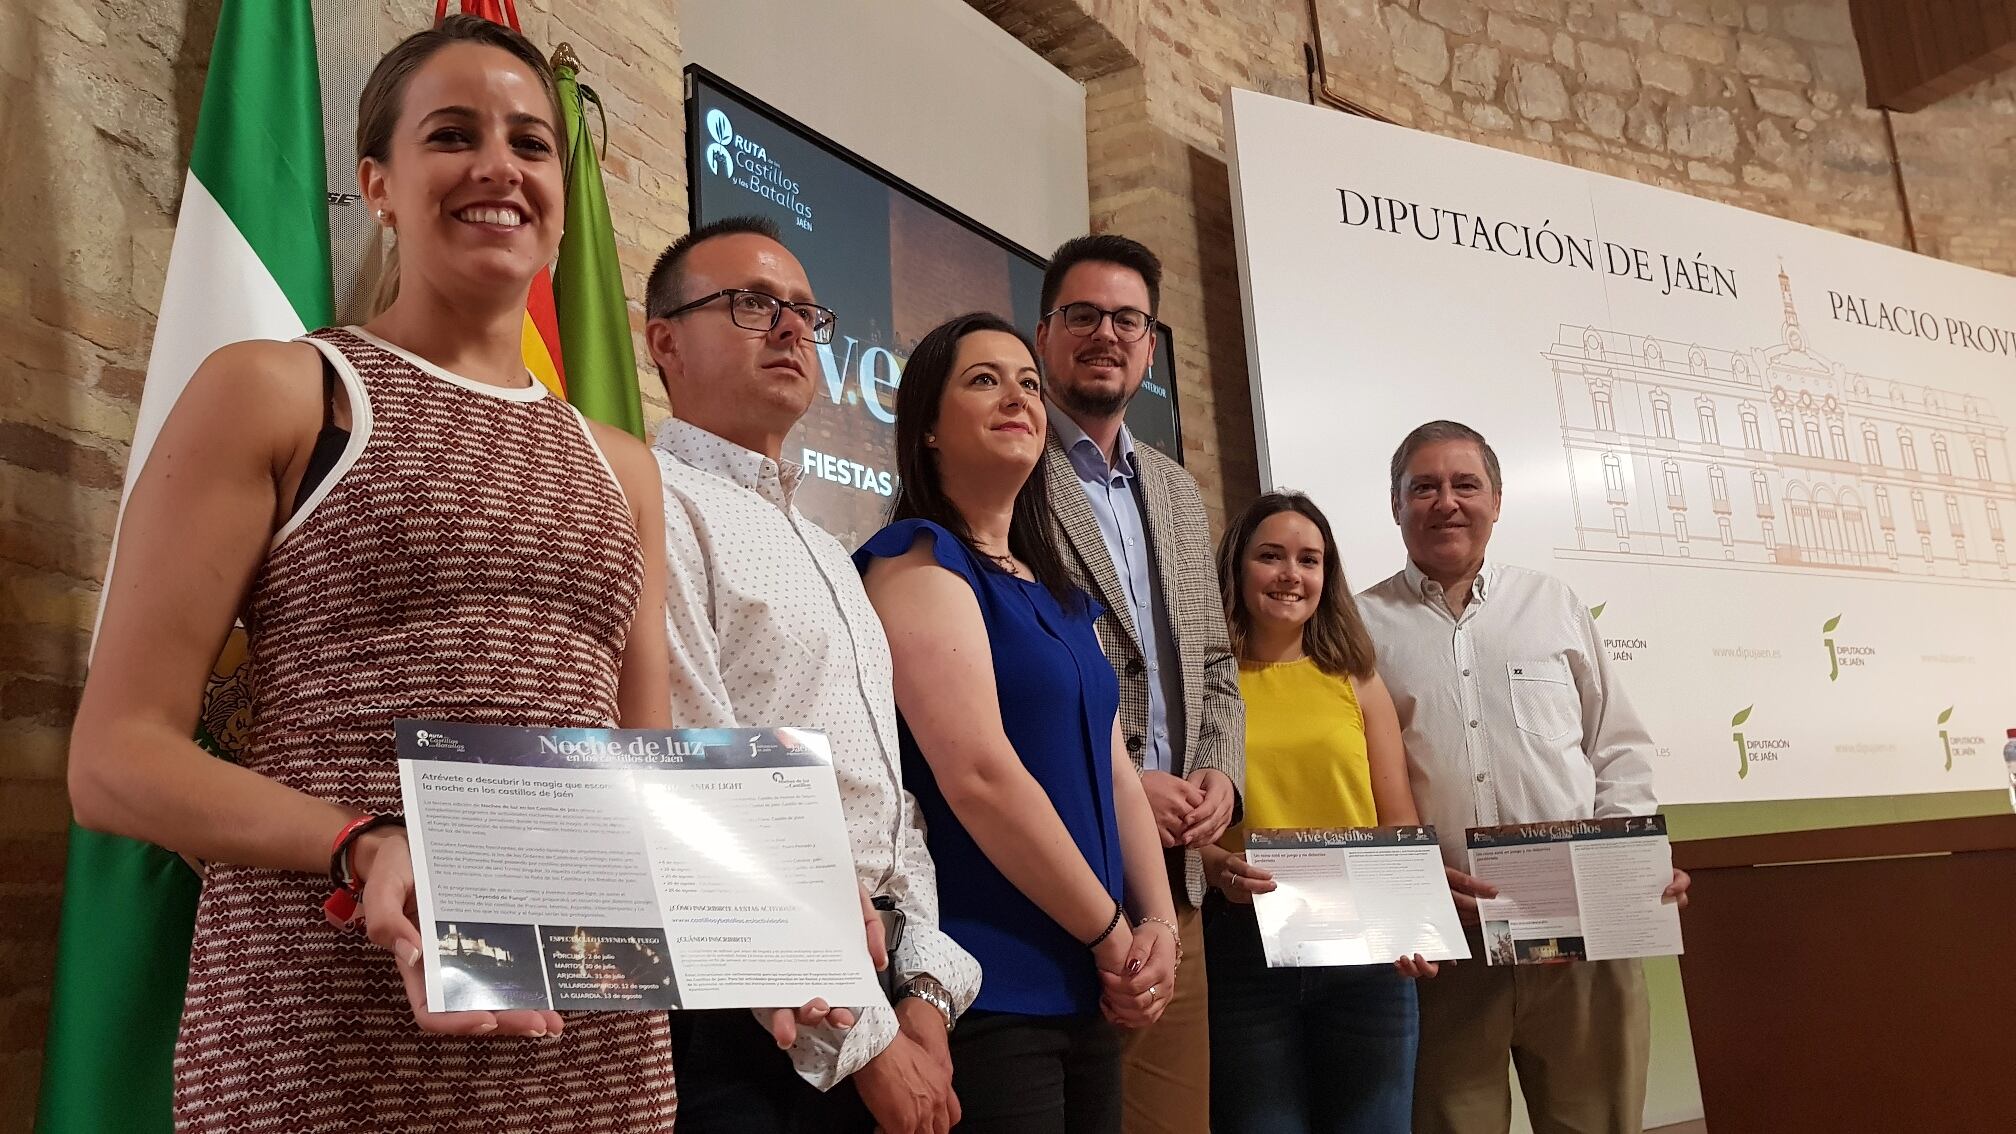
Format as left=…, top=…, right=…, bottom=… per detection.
left=171, top=328, right=677, bottom=1132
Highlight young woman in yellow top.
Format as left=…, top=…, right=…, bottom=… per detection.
left=1200, top=491, right=1436, bottom=1134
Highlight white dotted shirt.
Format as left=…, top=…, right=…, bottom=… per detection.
left=652, top=418, right=981, bottom=1090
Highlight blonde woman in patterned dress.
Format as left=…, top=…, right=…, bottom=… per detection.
left=67, top=18, right=683, bottom=1132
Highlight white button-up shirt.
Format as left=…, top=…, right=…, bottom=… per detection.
left=652, top=418, right=980, bottom=1090
left=1357, top=560, right=1657, bottom=871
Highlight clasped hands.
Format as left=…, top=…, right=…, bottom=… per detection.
left=1093, top=915, right=1178, bottom=1031
left=1141, top=767, right=1236, bottom=849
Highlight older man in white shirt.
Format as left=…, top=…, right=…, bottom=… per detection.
left=1357, top=420, right=1688, bottom=1134
left=641, top=215, right=979, bottom=1134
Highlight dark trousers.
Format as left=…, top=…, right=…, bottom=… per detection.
left=1205, top=899, right=1420, bottom=1134
left=668, top=1009, right=875, bottom=1134
left=951, top=1008, right=1124, bottom=1134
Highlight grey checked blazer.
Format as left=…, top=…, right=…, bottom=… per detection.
left=1044, top=429, right=1245, bottom=907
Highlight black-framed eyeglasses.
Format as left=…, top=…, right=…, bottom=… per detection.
left=1042, top=301, right=1153, bottom=343
left=658, top=288, right=838, bottom=344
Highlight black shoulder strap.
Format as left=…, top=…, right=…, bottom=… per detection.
left=290, top=349, right=352, bottom=518
left=320, top=350, right=338, bottom=430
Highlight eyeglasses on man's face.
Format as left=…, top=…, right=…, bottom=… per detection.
left=1042, top=301, right=1153, bottom=343
left=658, top=288, right=838, bottom=344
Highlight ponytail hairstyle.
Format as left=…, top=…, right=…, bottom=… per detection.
left=356, top=15, right=566, bottom=313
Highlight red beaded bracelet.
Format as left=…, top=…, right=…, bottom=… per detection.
left=322, top=814, right=403, bottom=932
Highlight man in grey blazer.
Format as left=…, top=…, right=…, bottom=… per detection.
left=1036, top=233, right=1244, bottom=1134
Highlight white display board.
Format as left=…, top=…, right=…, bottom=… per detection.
left=1227, top=88, right=2015, bottom=805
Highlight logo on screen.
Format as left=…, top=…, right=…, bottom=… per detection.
left=1934, top=706, right=1984, bottom=771
left=699, top=103, right=813, bottom=231
left=1819, top=613, right=1874, bottom=680
left=1728, top=705, right=1792, bottom=778
left=704, top=108, right=735, bottom=178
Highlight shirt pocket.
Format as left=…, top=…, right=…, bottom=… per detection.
left=1506, top=659, right=1579, bottom=741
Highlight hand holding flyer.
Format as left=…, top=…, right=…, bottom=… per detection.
left=1468, top=815, right=1684, bottom=966
left=395, top=720, right=885, bottom=1014
left=1244, top=826, right=1471, bottom=968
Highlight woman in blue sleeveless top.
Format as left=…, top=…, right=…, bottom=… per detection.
left=855, top=313, right=1178, bottom=1134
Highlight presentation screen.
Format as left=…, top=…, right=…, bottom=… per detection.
left=1227, top=88, right=2014, bottom=806
left=686, top=67, right=1183, bottom=548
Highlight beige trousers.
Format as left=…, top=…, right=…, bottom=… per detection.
left=1120, top=901, right=1210, bottom=1134
left=1413, top=932, right=1650, bottom=1134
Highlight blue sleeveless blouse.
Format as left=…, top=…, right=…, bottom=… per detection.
left=855, top=519, right=1123, bottom=1015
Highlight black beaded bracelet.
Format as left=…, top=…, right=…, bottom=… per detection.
left=1086, top=900, right=1125, bottom=949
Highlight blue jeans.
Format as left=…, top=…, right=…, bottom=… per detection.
left=1206, top=898, right=1420, bottom=1134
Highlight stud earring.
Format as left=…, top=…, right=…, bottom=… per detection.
left=376, top=209, right=390, bottom=224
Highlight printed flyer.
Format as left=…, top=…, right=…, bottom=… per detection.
left=1246, top=825, right=1471, bottom=968
left=1468, top=815, right=1684, bottom=966
left=396, top=720, right=883, bottom=1013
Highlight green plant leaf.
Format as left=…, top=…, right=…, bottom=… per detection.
left=1731, top=705, right=1753, bottom=727
left=1822, top=614, right=1841, bottom=633
left=1589, top=602, right=1606, bottom=620
left=1937, top=706, right=1953, bottom=724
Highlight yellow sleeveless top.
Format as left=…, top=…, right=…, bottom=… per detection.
left=1224, top=656, right=1377, bottom=851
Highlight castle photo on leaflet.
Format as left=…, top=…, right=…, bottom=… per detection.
left=1549, top=267, right=2015, bottom=586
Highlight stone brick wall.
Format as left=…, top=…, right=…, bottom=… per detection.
left=2, top=0, right=193, bottom=1113
left=1083, top=4, right=1310, bottom=524
left=3, top=0, right=2014, bottom=1122
left=1308, top=0, right=2016, bottom=264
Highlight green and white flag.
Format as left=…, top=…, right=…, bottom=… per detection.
left=38, top=2, right=331, bottom=1130
left=121, top=1, right=334, bottom=491
left=554, top=50, right=647, bottom=438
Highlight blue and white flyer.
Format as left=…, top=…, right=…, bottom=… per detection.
left=396, top=720, right=883, bottom=1014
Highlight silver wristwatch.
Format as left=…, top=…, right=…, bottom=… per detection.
left=896, top=975, right=957, bottom=1033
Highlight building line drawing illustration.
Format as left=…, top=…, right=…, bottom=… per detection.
left=1548, top=266, right=2015, bottom=587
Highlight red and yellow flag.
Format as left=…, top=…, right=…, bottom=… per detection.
left=521, top=264, right=566, bottom=397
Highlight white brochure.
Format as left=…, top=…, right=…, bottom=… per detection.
left=396, top=720, right=883, bottom=1013
left=1246, top=825, right=1471, bottom=968
left=1468, top=815, right=1684, bottom=966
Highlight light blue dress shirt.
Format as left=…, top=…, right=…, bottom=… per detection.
left=1049, top=408, right=1185, bottom=774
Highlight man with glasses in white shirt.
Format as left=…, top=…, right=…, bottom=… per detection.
left=642, top=215, right=979, bottom=1134
left=1356, top=420, right=1689, bottom=1134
